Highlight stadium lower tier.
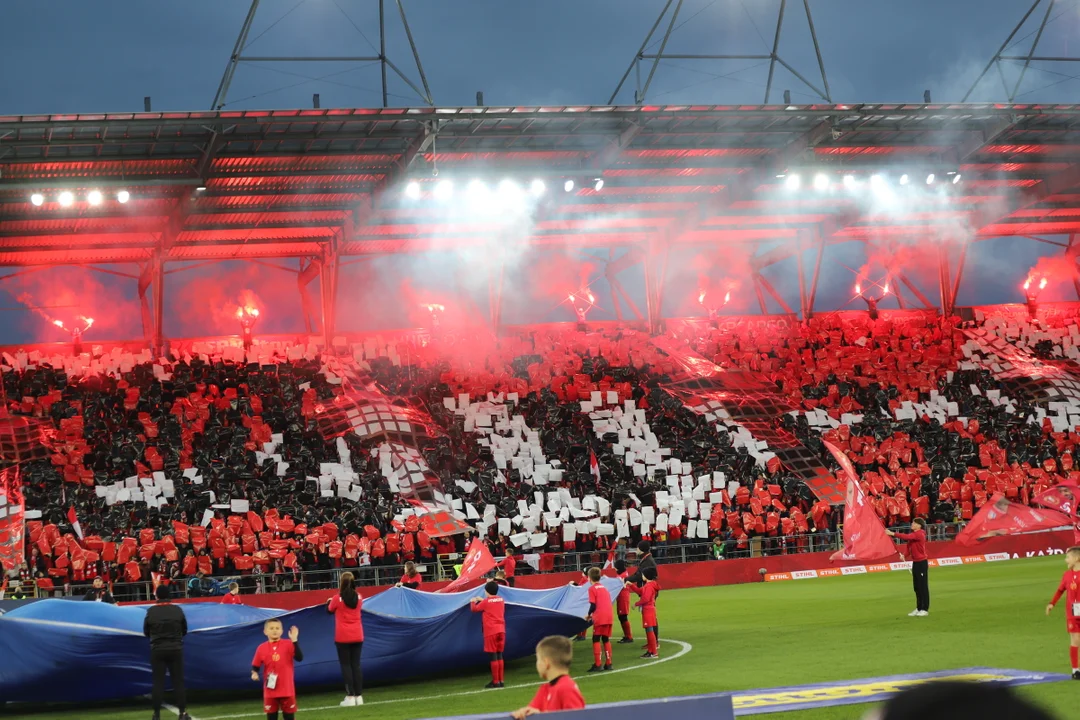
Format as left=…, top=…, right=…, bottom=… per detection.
left=0, top=580, right=615, bottom=704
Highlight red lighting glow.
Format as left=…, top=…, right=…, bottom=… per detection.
left=724, top=291, right=731, bottom=305
left=698, top=290, right=706, bottom=305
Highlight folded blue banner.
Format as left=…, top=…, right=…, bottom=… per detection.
left=0, top=578, right=621, bottom=704
left=423, top=693, right=736, bottom=720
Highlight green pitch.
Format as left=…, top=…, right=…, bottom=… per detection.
left=5, top=556, right=1076, bottom=720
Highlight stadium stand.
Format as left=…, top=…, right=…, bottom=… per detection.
left=7, top=308, right=1080, bottom=600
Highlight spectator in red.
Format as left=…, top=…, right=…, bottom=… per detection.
left=501, top=553, right=516, bottom=587
left=221, top=582, right=242, bottom=605
left=887, top=518, right=929, bottom=617
left=327, top=572, right=364, bottom=707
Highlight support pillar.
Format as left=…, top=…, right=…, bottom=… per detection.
left=642, top=241, right=667, bottom=334
left=151, top=252, right=165, bottom=357
left=488, top=251, right=504, bottom=333
left=138, top=262, right=154, bottom=344
left=321, top=233, right=340, bottom=354
left=297, top=257, right=322, bottom=335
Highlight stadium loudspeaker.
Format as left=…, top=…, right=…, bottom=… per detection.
left=421, top=692, right=736, bottom=720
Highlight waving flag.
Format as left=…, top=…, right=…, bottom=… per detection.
left=67, top=506, right=84, bottom=540
left=590, top=449, right=602, bottom=489
left=0, top=466, right=25, bottom=572
left=957, top=493, right=1070, bottom=546
left=437, top=538, right=496, bottom=593
left=825, top=440, right=897, bottom=563
left=1034, top=482, right=1080, bottom=543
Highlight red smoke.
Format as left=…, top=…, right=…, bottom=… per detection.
left=9, top=267, right=136, bottom=340
left=170, top=262, right=303, bottom=337
left=1025, top=254, right=1078, bottom=293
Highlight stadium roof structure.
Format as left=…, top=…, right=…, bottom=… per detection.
left=3, top=103, right=1080, bottom=349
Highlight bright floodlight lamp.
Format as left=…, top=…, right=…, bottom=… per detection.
left=926, top=173, right=935, bottom=185
left=563, top=179, right=575, bottom=193
left=813, top=173, right=829, bottom=191
left=952, top=174, right=962, bottom=184
left=116, top=190, right=131, bottom=204
left=899, top=174, right=910, bottom=185
left=842, top=174, right=856, bottom=189
left=869, top=174, right=883, bottom=188
left=784, top=174, right=801, bottom=190
left=405, top=181, right=421, bottom=200
left=433, top=179, right=454, bottom=201
left=30, top=193, right=44, bottom=207
left=530, top=178, right=546, bottom=196
left=196, top=186, right=207, bottom=192
left=593, top=178, right=604, bottom=192
left=498, top=179, right=521, bottom=196
left=87, top=190, right=103, bottom=206
left=57, top=191, right=75, bottom=207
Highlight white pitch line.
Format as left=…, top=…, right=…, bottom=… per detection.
left=200, top=638, right=693, bottom=720
left=164, top=702, right=200, bottom=720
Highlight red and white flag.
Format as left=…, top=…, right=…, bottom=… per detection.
left=602, top=549, right=615, bottom=571
left=437, top=538, right=496, bottom=593
left=67, top=506, right=84, bottom=540
left=957, top=493, right=1070, bottom=546
left=590, top=450, right=602, bottom=488
left=1034, top=482, right=1080, bottom=543
left=825, top=441, right=896, bottom=563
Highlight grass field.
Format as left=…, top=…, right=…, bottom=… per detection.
left=4, top=556, right=1077, bottom=720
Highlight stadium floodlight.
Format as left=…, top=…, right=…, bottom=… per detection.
left=869, top=174, right=884, bottom=188
left=196, top=186, right=207, bottom=192
left=926, top=173, right=935, bottom=185
left=952, top=174, right=962, bottom=185
left=498, top=179, right=521, bottom=197
left=842, top=174, right=856, bottom=189
left=433, top=179, right=454, bottom=201
left=116, top=190, right=131, bottom=204
left=899, top=174, right=910, bottom=185
left=563, top=179, right=575, bottom=193
left=530, top=179, right=546, bottom=196
left=30, top=193, right=44, bottom=207
left=784, top=174, right=800, bottom=190
left=593, top=178, right=604, bottom=192
left=813, top=173, right=829, bottom=191
left=87, top=190, right=103, bottom=206
left=58, top=191, right=75, bottom=207
left=405, top=181, right=421, bottom=200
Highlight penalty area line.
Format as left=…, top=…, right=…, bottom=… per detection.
left=199, top=638, right=693, bottom=720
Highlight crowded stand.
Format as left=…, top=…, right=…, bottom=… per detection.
left=6, top=307, right=1080, bottom=601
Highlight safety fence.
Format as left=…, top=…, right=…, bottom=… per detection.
left=30, top=523, right=964, bottom=601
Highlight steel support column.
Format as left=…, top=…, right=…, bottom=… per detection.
left=1069, top=234, right=1080, bottom=301
left=321, top=230, right=341, bottom=352
left=755, top=272, right=794, bottom=315
left=899, top=274, right=934, bottom=310
left=806, top=229, right=826, bottom=318
left=949, top=240, right=969, bottom=314
left=794, top=229, right=808, bottom=319
left=137, top=262, right=154, bottom=344
left=752, top=275, right=769, bottom=315
left=643, top=242, right=667, bottom=334
left=297, top=257, right=322, bottom=334
left=151, top=252, right=165, bottom=357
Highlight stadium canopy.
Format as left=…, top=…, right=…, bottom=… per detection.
left=2, top=103, right=1080, bottom=349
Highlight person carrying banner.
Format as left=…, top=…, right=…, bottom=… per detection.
left=886, top=518, right=929, bottom=617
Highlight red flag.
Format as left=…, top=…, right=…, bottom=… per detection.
left=1034, top=482, right=1080, bottom=543
left=421, top=510, right=471, bottom=538
left=437, top=538, right=496, bottom=594
left=0, top=466, right=25, bottom=572
left=590, top=450, right=602, bottom=488
left=67, top=506, right=84, bottom=540
left=602, top=549, right=615, bottom=571
left=956, top=493, right=1070, bottom=546
left=825, top=440, right=896, bottom=563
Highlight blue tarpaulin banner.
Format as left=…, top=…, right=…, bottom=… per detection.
left=0, top=578, right=620, bottom=704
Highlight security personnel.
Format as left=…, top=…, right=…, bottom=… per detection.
left=143, top=584, right=191, bottom=720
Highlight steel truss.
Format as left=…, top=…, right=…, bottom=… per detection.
left=610, top=0, right=832, bottom=105
left=212, top=0, right=433, bottom=111
left=964, top=0, right=1080, bottom=103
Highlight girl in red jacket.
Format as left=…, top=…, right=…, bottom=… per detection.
left=327, top=572, right=364, bottom=706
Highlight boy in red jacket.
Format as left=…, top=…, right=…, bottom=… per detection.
left=471, top=580, right=506, bottom=689
left=626, top=566, right=660, bottom=659
left=586, top=567, right=614, bottom=671
left=221, top=582, right=242, bottom=604
left=614, top=559, right=634, bottom=643
left=511, top=636, right=585, bottom=719
left=1045, top=546, right=1080, bottom=679
left=251, top=619, right=303, bottom=720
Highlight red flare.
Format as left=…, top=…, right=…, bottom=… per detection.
left=52, top=319, right=64, bottom=329
left=698, top=290, right=706, bottom=305
left=723, top=291, right=731, bottom=305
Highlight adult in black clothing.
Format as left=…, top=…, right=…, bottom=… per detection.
left=83, top=577, right=116, bottom=603
left=627, top=542, right=659, bottom=641
left=143, top=585, right=190, bottom=720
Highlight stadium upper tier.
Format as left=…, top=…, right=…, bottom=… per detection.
left=1, top=104, right=1080, bottom=266
left=7, top=304, right=1080, bottom=595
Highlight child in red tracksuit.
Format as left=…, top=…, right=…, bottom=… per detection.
left=614, top=560, right=633, bottom=643
left=1046, top=546, right=1080, bottom=679
left=471, top=580, right=506, bottom=689
left=251, top=619, right=303, bottom=720
left=626, top=566, right=660, bottom=659
left=586, top=567, right=614, bottom=671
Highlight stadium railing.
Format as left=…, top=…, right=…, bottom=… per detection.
left=37, top=523, right=964, bottom=601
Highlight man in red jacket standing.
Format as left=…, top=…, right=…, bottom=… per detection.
left=887, top=518, right=929, bottom=617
